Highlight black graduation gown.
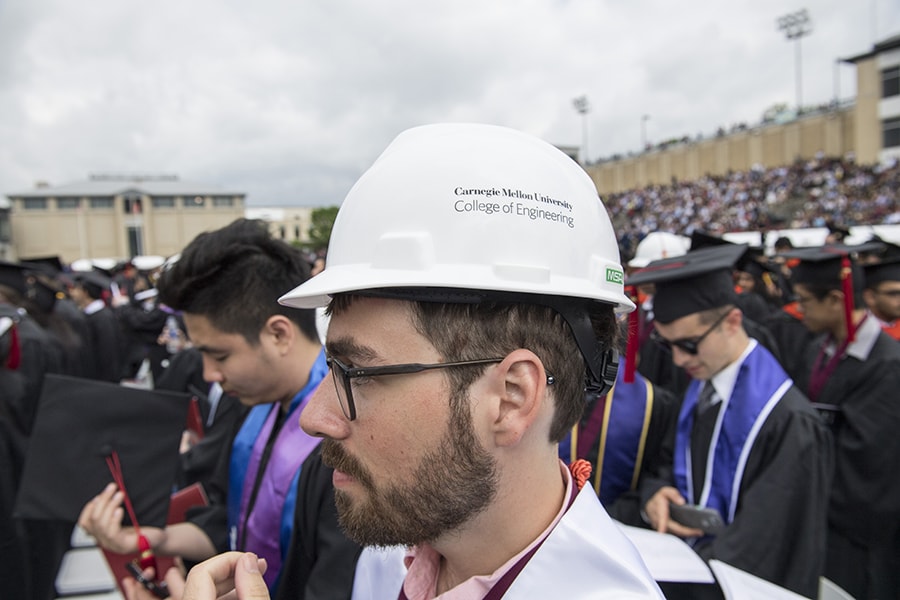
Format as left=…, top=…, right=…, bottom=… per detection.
left=82, top=306, right=124, bottom=382
left=155, top=348, right=246, bottom=491
left=795, top=327, right=900, bottom=599
left=0, top=370, right=30, bottom=600
left=762, top=306, right=817, bottom=383
left=641, top=386, right=833, bottom=598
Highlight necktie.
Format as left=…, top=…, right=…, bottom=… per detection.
left=696, top=382, right=717, bottom=415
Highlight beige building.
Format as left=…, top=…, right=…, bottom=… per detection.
left=843, top=33, right=900, bottom=164
left=5, top=174, right=245, bottom=263
left=589, top=32, right=900, bottom=196
left=245, top=206, right=315, bottom=247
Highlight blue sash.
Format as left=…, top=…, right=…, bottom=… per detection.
left=673, top=342, right=792, bottom=523
left=563, top=368, right=653, bottom=504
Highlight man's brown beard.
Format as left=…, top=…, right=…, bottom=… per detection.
left=318, top=401, right=498, bottom=547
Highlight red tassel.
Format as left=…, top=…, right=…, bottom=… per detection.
left=624, top=286, right=638, bottom=383
left=840, top=256, right=856, bottom=343
left=6, top=323, right=21, bottom=370
left=106, top=450, right=158, bottom=574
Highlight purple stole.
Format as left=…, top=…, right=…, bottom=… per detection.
left=228, top=351, right=327, bottom=590
left=674, top=342, right=792, bottom=523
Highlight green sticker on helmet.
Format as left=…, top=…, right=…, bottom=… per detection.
left=606, top=267, right=624, bottom=285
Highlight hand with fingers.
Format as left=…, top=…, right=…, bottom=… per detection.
left=182, top=552, right=269, bottom=600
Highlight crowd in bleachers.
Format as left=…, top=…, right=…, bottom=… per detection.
left=609, top=155, right=900, bottom=261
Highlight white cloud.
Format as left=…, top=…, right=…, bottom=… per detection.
left=1, top=0, right=898, bottom=206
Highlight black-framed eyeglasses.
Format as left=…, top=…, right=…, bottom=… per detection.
left=325, top=355, right=505, bottom=421
left=650, top=308, right=732, bottom=356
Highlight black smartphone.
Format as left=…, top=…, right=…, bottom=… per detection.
left=125, top=561, right=171, bottom=599
left=668, top=503, right=726, bottom=535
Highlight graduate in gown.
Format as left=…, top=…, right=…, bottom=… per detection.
left=787, top=245, right=900, bottom=599
left=629, top=244, right=833, bottom=599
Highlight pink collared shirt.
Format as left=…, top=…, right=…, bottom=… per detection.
left=400, top=461, right=574, bottom=600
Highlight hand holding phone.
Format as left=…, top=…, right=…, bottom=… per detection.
left=125, top=561, right=171, bottom=599
left=668, top=503, right=726, bottom=535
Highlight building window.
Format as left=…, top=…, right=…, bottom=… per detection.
left=884, top=117, right=900, bottom=149
left=883, top=66, right=900, bottom=98
left=183, top=196, right=206, bottom=209
left=90, top=197, right=114, bottom=209
left=22, top=198, right=47, bottom=210
left=123, top=198, right=143, bottom=214
left=212, top=196, right=234, bottom=207
left=152, top=196, right=175, bottom=208
left=57, top=197, right=80, bottom=210
left=0, top=212, right=10, bottom=242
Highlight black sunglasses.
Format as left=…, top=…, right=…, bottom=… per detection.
left=650, top=308, right=732, bottom=355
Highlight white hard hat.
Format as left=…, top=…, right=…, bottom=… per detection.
left=627, top=232, right=690, bottom=269
left=280, top=123, right=632, bottom=313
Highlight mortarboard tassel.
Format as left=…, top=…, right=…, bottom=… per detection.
left=6, top=323, right=21, bottom=370
left=840, top=256, right=856, bottom=343
left=105, top=450, right=158, bottom=574
left=624, top=286, right=638, bottom=384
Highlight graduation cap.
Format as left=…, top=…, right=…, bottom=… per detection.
left=0, top=260, right=29, bottom=295
left=72, top=270, right=112, bottom=300
left=22, top=255, right=65, bottom=274
left=689, top=231, right=774, bottom=280
left=0, top=261, right=60, bottom=314
left=784, top=243, right=883, bottom=342
left=863, top=258, right=900, bottom=289
left=626, top=243, right=749, bottom=324
left=15, top=374, right=192, bottom=528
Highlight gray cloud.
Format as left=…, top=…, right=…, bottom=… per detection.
left=1, top=0, right=898, bottom=206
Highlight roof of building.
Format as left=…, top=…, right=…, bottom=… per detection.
left=842, top=32, right=900, bottom=63
left=6, top=174, right=245, bottom=199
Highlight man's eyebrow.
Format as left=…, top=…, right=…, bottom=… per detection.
left=195, top=344, right=227, bottom=355
left=326, top=338, right=380, bottom=363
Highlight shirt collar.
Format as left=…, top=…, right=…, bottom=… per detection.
left=706, top=338, right=757, bottom=404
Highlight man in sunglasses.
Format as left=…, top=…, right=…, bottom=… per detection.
left=626, top=244, right=833, bottom=599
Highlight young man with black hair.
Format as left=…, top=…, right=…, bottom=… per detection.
left=789, top=246, right=900, bottom=599
left=79, top=218, right=361, bottom=599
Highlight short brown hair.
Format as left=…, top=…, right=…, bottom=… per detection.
left=330, top=294, right=618, bottom=442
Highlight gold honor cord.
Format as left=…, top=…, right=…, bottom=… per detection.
left=568, top=379, right=654, bottom=496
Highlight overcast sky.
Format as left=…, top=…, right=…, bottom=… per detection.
left=2, top=0, right=898, bottom=207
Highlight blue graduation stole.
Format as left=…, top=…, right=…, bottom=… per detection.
left=563, top=368, right=654, bottom=504
left=673, top=342, right=792, bottom=523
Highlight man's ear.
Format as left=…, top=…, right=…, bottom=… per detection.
left=263, top=315, right=295, bottom=353
left=491, top=349, right=549, bottom=448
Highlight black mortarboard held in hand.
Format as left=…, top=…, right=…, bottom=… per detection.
left=626, top=243, right=749, bottom=324
left=15, top=374, right=192, bottom=529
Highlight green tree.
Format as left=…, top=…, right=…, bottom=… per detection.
left=305, top=206, right=340, bottom=252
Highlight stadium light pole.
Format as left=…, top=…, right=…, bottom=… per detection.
left=777, top=9, right=812, bottom=114
left=572, top=95, right=590, bottom=163
left=641, top=114, right=650, bottom=151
